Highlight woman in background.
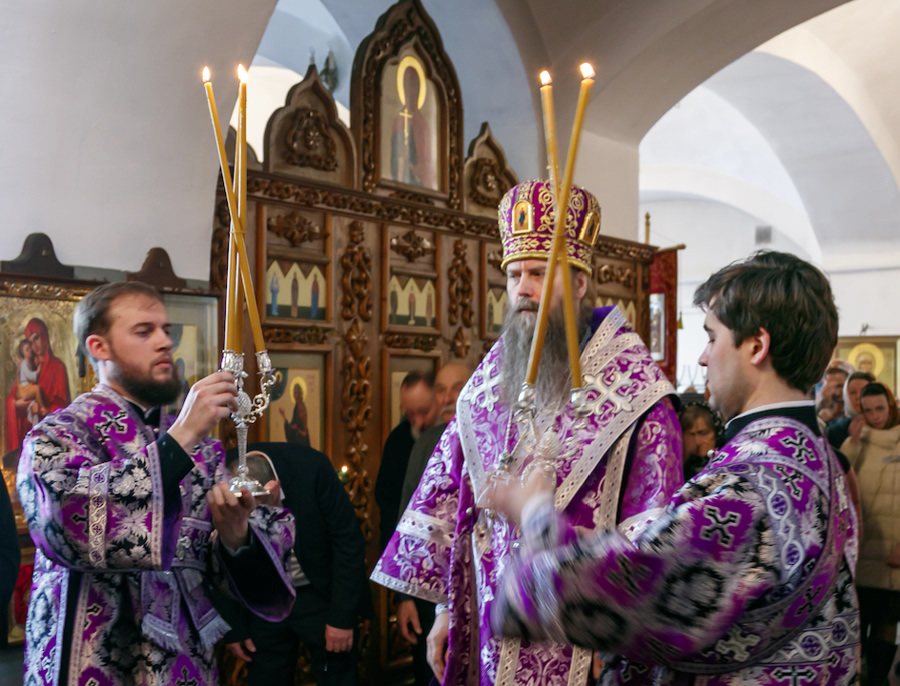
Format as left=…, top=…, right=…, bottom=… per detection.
left=842, top=382, right=900, bottom=686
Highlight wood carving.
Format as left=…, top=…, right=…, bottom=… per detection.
left=264, top=64, right=356, bottom=187
left=2, top=233, right=75, bottom=279
left=264, top=326, right=330, bottom=346
left=451, top=326, right=470, bottom=358
left=383, top=334, right=438, bottom=352
left=351, top=0, right=464, bottom=208
left=447, top=239, right=473, bottom=327
left=340, top=222, right=373, bottom=321
left=389, top=230, right=435, bottom=262
left=389, top=190, right=435, bottom=206
left=210, top=199, right=231, bottom=292
left=267, top=212, right=327, bottom=247
left=340, top=222, right=373, bottom=540
left=485, top=249, right=504, bottom=274
left=246, top=174, right=499, bottom=238
left=0, top=279, right=92, bottom=300
left=594, top=264, right=636, bottom=291
left=127, top=248, right=188, bottom=290
left=283, top=108, right=338, bottom=171
left=594, top=238, right=656, bottom=265
left=463, top=123, right=517, bottom=214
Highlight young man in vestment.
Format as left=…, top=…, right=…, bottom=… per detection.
left=16, top=281, right=296, bottom=686
left=491, top=251, right=860, bottom=685
left=371, top=180, right=684, bottom=685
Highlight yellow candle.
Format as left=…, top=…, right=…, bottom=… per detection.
left=539, top=71, right=560, bottom=198
left=526, top=63, right=595, bottom=389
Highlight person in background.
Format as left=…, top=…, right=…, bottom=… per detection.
left=678, top=401, right=724, bottom=478
left=817, top=364, right=849, bottom=425
left=394, top=362, right=471, bottom=686
left=841, top=381, right=900, bottom=686
left=374, top=370, right=438, bottom=552
left=0, top=473, right=20, bottom=647
left=827, top=370, right=877, bottom=449
left=223, top=444, right=372, bottom=686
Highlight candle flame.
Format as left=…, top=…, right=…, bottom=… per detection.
left=202, top=66, right=210, bottom=83
left=540, top=70, right=552, bottom=86
left=237, top=64, right=248, bottom=83
left=341, top=466, right=348, bottom=473
left=580, top=62, right=595, bottom=79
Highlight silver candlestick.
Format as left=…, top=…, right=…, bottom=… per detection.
left=221, top=349, right=277, bottom=497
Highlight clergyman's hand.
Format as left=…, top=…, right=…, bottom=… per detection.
left=208, top=481, right=255, bottom=550
left=397, top=599, right=422, bottom=644
left=488, top=467, right=555, bottom=523
left=226, top=638, right=256, bottom=662
left=427, top=611, right=449, bottom=682
left=168, top=371, right=238, bottom=453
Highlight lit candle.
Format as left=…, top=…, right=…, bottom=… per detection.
left=539, top=71, right=560, bottom=197
left=526, top=62, right=595, bottom=389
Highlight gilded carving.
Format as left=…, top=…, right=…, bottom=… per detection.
left=594, top=239, right=656, bottom=264
left=389, top=230, right=435, bottom=262
left=267, top=212, right=327, bottom=247
left=0, top=281, right=91, bottom=300
left=389, top=190, right=435, bottom=206
left=383, top=334, right=438, bottom=352
left=284, top=107, right=339, bottom=171
left=448, top=239, right=473, bottom=327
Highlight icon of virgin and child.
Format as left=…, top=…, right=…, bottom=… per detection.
left=5, top=318, right=71, bottom=454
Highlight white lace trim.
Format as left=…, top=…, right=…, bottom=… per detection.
left=88, top=462, right=110, bottom=568
left=396, top=509, right=455, bottom=547
left=369, top=569, right=448, bottom=604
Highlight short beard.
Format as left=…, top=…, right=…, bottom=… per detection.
left=499, top=298, right=592, bottom=408
left=109, top=357, right=182, bottom=408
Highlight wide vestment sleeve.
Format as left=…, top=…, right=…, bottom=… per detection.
left=17, top=412, right=182, bottom=573
left=619, top=397, right=684, bottom=528
left=493, top=468, right=781, bottom=665
left=371, top=416, right=462, bottom=604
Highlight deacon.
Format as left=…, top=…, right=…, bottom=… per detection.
left=492, top=251, right=860, bottom=684
left=371, top=180, right=684, bottom=685
left=17, top=281, right=296, bottom=686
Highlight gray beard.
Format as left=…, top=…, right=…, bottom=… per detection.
left=499, top=299, right=576, bottom=409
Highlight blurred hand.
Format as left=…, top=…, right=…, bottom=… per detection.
left=488, top=467, right=555, bottom=523
left=226, top=638, right=256, bottom=662
left=397, top=599, right=422, bottom=644
left=325, top=625, right=353, bottom=652
left=427, top=612, right=449, bottom=682
left=208, top=481, right=255, bottom=550
left=168, top=371, right=237, bottom=453
left=849, top=415, right=865, bottom=442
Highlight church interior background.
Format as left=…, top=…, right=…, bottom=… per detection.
left=2, top=0, right=900, bottom=682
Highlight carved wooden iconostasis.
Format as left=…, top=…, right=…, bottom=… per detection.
left=208, top=0, right=661, bottom=682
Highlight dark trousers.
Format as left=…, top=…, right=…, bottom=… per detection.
left=245, top=584, right=357, bottom=686
left=410, top=598, right=436, bottom=686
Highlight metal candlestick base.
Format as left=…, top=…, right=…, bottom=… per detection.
left=220, top=349, right=277, bottom=498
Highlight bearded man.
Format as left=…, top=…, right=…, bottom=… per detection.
left=17, top=281, right=296, bottom=686
left=371, top=180, right=683, bottom=685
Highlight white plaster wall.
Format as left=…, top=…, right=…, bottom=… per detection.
left=828, top=267, right=900, bottom=338
left=575, top=133, right=640, bottom=242
left=640, top=199, right=811, bottom=390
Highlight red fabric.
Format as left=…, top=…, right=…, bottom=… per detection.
left=5, top=318, right=71, bottom=453
left=13, top=562, right=33, bottom=624
left=650, top=250, right=679, bottom=385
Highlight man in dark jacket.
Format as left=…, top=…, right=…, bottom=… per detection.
left=223, top=442, right=373, bottom=686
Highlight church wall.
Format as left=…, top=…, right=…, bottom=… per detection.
left=575, top=133, right=641, bottom=243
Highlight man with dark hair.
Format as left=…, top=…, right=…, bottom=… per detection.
left=818, top=366, right=850, bottom=425
left=492, top=250, right=859, bottom=685
left=374, top=369, right=438, bottom=551
left=16, top=281, right=296, bottom=686
left=223, top=444, right=372, bottom=686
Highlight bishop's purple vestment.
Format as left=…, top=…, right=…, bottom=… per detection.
left=372, top=307, right=683, bottom=685
left=493, top=403, right=860, bottom=685
left=17, top=384, right=296, bottom=686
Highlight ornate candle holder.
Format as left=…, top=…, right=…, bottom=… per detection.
left=221, top=349, right=277, bottom=497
